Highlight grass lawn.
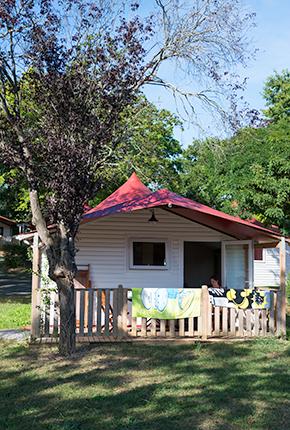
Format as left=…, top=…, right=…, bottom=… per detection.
left=0, top=339, right=289, bottom=430
left=0, top=296, right=31, bottom=329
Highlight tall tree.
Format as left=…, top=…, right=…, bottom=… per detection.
left=0, top=0, right=254, bottom=355
left=92, top=96, right=183, bottom=204
left=181, top=71, right=290, bottom=234
left=0, top=96, right=183, bottom=217
left=263, top=69, right=290, bottom=122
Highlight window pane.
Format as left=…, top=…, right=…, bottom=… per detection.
left=225, top=244, right=249, bottom=289
left=133, top=242, right=166, bottom=266
left=254, top=248, right=263, bottom=261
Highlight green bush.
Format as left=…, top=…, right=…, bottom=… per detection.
left=2, top=242, right=31, bottom=270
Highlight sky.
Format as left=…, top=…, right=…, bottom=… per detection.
left=142, top=0, right=290, bottom=147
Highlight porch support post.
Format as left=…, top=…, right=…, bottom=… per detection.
left=278, top=237, right=286, bottom=337
left=31, top=233, right=41, bottom=339
left=201, top=285, right=209, bottom=340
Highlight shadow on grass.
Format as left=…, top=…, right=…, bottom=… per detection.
left=0, top=339, right=289, bottom=430
left=0, top=295, right=31, bottom=304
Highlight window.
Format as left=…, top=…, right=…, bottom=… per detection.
left=254, top=248, right=264, bottom=261
left=130, top=240, right=167, bottom=269
left=0, top=227, right=3, bottom=236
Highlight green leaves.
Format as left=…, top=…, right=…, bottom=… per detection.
left=180, top=118, right=290, bottom=234
left=263, top=69, right=290, bottom=122
left=90, top=96, right=183, bottom=204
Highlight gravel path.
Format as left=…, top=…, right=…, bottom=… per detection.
left=0, top=270, right=31, bottom=297
left=0, top=329, right=30, bottom=341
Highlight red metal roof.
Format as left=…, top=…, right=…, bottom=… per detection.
left=82, top=173, right=281, bottom=242
left=84, top=172, right=151, bottom=215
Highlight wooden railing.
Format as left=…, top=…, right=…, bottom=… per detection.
left=35, top=286, right=284, bottom=341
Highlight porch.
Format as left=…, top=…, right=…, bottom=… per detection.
left=30, top=283, right=285, bottom=344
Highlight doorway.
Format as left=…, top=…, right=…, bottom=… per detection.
left=183, top=242, right=221, bottom=288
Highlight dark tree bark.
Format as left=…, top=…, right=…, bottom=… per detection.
left=57, top=276, right=76, bottom=356
left=30, top=189, right=78, bottom=354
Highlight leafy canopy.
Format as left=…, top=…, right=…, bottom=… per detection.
left=263, top=69, right=290, bottom=122
left=181, top=70, right=290, bottom=234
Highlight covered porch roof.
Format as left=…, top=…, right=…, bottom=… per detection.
left=82, top=173, right=282, bottom=243
left=0, top=215, right=16, bottom=226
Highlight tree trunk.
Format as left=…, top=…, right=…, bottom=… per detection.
left=29, top=189, right=78, bottom=356
left=57, top=275, right=76, bottom=356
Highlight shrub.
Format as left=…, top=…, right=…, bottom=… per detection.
left=1, top=242, right=31, bottom=270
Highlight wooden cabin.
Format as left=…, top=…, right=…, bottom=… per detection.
left=24, top=173, right=287, bottom=342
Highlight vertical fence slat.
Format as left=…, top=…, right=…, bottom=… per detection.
left=238, top=310, right=244, bottom=337
left=79, top=290, right=85, bottom=336
left=31, top=234, right=41, bottom=339
left=122, top=289, right=128, bottom=337
left=207, top=302, right=212, bottom=336
left=222, top=307, right=228, bottom=335
left=188, top=317, right=194, bottom=337
left=141, top=318, right=147, bottom=337
left=75, top=289, right=79, bottom=333
left=276, top=291, right=282, bottom=335
left=269, top=292, right=276, bottom=335
left=113, top=288, right=119, bottom=337
left=201, top=285, right=209, bottom=340
left=279, top=238, right=287, bottom=336
left=87, top=289, right=94, bottom=336
left=84, top=290, right=88, bottom=332
left=104, top=289, right=110, bottom=336
left=151, top=319, right=156, bottom=337
left=160, top=319, right=166, bottom=337
left=261, top=310, right=267, bottom=336
left=230, top=307, right=236, bottom=335
left=169, top=320, right=175, bottom=337
left=254, top=309, right=260, bottom=336
left=179, top=319, right=185, bottom=337
left=96, top=289, right=102, bottom=335
left=117, top=286, right=124, bottom=338
left=246, top=309, right=252, bottom=336
left=131, top=317, right=137, bottom=337
left=214, top=307, right=220, bottom=335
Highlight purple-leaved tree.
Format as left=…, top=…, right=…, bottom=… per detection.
left=0, top=0, right=255, bottom=355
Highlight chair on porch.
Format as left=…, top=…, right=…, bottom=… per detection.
left=74, top=265, right=91, bottom=329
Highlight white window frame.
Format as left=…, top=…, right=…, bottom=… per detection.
left=129, top=238, right=169, bottom=270
left=222, top=240, right=254, bottom=289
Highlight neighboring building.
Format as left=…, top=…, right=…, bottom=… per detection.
left=0, top=215, right=16, bottom=243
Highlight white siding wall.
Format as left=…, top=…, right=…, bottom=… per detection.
left=75, top=208, right=231, bottom=289
left=254, top=244, right=290, bottom=287
left=0, top=222, right=12, bottom=240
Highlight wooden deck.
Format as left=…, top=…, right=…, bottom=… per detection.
left=31, top=335, right=266, bottom=345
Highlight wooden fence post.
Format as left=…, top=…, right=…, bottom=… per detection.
left=278, top=237, right=286, bottom=336
left=31, top=233, right=41, bottom=339
left=201, top=285, right=209, bottom=340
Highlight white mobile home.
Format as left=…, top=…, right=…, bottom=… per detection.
left=76, top=173, right=287, bottom=291
left=27, top=173, right=288, bottom=341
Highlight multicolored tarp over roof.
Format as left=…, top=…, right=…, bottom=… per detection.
left=82, top=173, right=281, bottom=242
